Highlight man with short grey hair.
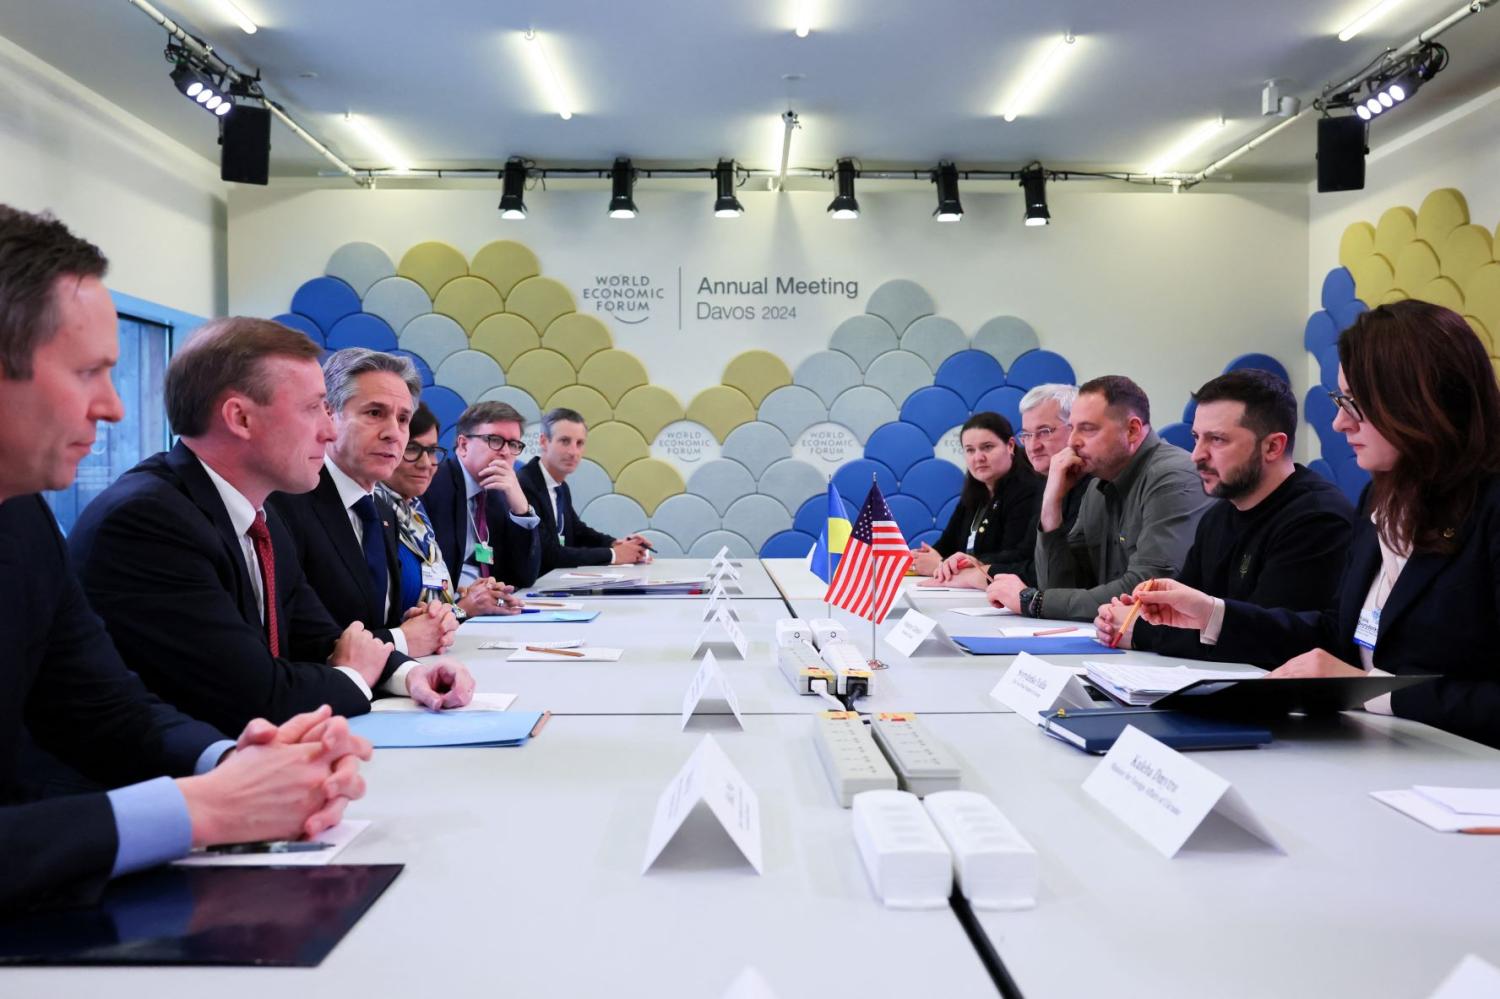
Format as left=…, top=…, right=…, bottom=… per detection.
left=519, top=407, right=652, bottom=571
left=270, top=348, right=464, bottom=662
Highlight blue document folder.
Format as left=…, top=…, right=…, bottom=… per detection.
left=466, top=610, right=599, bottom=624
left=1042, top=708, right=1272, bottom=754
left=951, top=636, right=1124, bottom=655
left=349, top=709, right=547, bottom=748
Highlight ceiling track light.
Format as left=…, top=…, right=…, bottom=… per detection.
left=713, top=159, right=744, bottom=217
left=1342, top=42, right=1447, bottom=121
left=498, top=158, right=528, bottom=219
left=609, top=157, right=637, bottom=218
left=931, top=162, right=962, bottom=221
left=1019, top=164, right=1050, bottom=226
left=827, top=158, right=859, bottom=219
left=169, top=59, right=232, bottom=116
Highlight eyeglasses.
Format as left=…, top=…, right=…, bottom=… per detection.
left=1327, top=390, right=1365, bottom=424
left=403, top=443, right=449, bottom=463
left=462, top=433, right=525, bottom=455
left=1016, top=424, right=1070, bottom=446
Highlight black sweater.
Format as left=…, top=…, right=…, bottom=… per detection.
left=933, top=468, right=1042, bottom=584
left=1132, top=465, right=1356, bottom=663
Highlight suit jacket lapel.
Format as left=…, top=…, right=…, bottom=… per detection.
left=311, top=468, right=377, bottom=614
left=1378, top=551, right=1448, bottom=639
left=167, top=442, right=262, bottom=627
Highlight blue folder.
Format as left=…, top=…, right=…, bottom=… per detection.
left=1041, top=708, right=1272, bottom=754
left=466, top=610, right=599, bottom=623
left=951, top=635, right=1124, bottom=655
left=349, top=709, right=546, bottom=748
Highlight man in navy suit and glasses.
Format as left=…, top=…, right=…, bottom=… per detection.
left=0, top=203, right=369, bottom=913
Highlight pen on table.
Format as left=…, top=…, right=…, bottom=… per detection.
left=1459, top=827, right=1500, bottom=835
left=1032, top=626, right=1077, bottom=637
left=201, top=840, right=333, bottom=855
left=1110, top=579, right=1155, bottom=649
left=525, top=645, right=586, bottom=657
left=524, top=600, right=569, bottom=607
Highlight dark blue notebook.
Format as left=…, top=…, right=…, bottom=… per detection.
left=1042, top=707, right=1272, bottom=754
left=951, top=636, right=1124, bottom=655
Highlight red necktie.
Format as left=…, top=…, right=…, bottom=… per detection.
left=472, top=493, right=491, bottom=579
left=247, top=511, right=281, bottom=656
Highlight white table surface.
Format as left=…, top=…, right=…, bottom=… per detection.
left=0, top=716, right=998, bottom=999
left=920, top=711, right=1500, bottom=999
left=532, top=557, right=782, bottom=599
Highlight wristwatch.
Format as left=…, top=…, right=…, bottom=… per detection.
left=1018, top=587, right=1039, bottom=618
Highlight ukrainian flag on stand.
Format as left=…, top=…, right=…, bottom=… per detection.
left=807, top=483, right=852, bottom=584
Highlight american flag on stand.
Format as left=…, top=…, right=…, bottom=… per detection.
left=822, top=482, right=913, bottom=624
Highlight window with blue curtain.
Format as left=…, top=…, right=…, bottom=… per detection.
left=45, top=313, right=172, bottom=535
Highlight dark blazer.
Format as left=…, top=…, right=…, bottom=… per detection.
left=518, top=456, right=615, bottom=571
left=0, top=495, right=224, bottom=912
left=422, top=456, right=541, bottom=587
left=268, top=465, right=404, bottom=634
left=932, top=467, right=1042, bottom=585
left=1213, top=478, right=1500, bottom=748
left=67, top=442, right=392, bottom=734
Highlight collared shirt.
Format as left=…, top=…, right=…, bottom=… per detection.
left=458, top=462, right=541, bottom=587
left=538, top=462, right=615, bottom=564
left=323, top=456, right=410, bottom=661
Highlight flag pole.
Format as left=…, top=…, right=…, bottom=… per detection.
left=868, top=471, right=885, bottom=671
left=825, top=475, right=832, bottom=620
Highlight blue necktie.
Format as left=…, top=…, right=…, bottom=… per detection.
left=554, top=483, right=567, bottom=540
left=352, top=495, right=389, bottom=614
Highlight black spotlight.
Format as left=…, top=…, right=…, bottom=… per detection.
left=932, top=162, right=962, bottom=222
left=171, top=61, right=232, bottom=117
left=608, top=157, right=637, bottom=218
left=1019, top=166, right=1050, bottom=227
left=827, top=158, right=858, bottom=219
left=499, top=159, right=528, bottom=219
left=714, top=159, right=743, bottom=217
left=1316, top=116, right=1367, bottom=193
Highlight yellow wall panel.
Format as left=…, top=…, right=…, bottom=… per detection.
left=686, top=385, right=756, bottom=442
left=470, top=240, right=540, bottom=298
left=397, top=241, right=469, bottom=299
left=614, top=458, right=686, bottom=515
left=506, top=348, right=577, bottom=403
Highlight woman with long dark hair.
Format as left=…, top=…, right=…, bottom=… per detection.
left=1122, top=301, right=1500, bottom=747
left=910, top=411, right=1041, bottom=584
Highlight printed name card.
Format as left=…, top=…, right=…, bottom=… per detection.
left=1081, top=725, right=1281, bottom=858
left=883, top=609, right=949, bottom=657
left=681, top=650, right=745, bottom=729
left=990, top=651, right=1095, bottom=721
left=1429, top=956, right=1500, bottom=999
left=710, top=547, right=742, bottom=580
left=693, top=605, right=749, bottom=659
left=642, top=734, right=763, bottom=874
left=702, top=581, right=740, bottom=622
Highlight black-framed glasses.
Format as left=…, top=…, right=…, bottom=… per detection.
left=1016, top=423, right=1070, bottom=446
left=1327, top=390, right=1365, bottom=423
left=403, top=443, right=448, bottom=463
left=462, top=433, right=525, bottom=455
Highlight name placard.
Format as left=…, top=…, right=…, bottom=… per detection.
left=989, top=651, right=1095, bottom=722
left=702, top=581, right=740, bottom=622
left=642, top=734, right=763, bottom=874
left=883, top=609, right=948, bottom=657
left=681, top=650, right=745, bottom=729
left=693, top=605, right=749, bottom=659
left=1081, top=725, right=1281, bottom=858
left=1430, top=956, right=1500, bottom=999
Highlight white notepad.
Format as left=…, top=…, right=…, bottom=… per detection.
left=372, top=692, right=518, bottom=712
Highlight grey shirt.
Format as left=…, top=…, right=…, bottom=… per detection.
left=1035, top=429, right=1212, bottom=621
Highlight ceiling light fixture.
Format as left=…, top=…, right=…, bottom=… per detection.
left=1019, top=165, right=1050, bottom=227
left=609, top=157, right=637, bottom=218
left=1146, top=116, right=1227, bottom=175
left=524, top=29, right=574, bottom=120
left=931, top=162, right=962, bottom=222
left=1346, top=43, right=1447, bottom=120
left=714, top=159, right=744, bottom=217
left=1002, top=32, right=1077, bottom=122
left=212, top=0, right=258, bottom=34
left=170, top=61, right=232, bottom=115
left=827, top=158, right=859, bottom=219
left=1337, top=0, right=1406, bottom=41
left=498, top=159, right=528, bottom=219
left=344, top=113, right=410, bottom=173
left=794, top=0, right=812, bottom=37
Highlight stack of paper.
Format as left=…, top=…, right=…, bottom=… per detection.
left=851, top=789, right=953, bottom=910
left=1371, top=786, right=1500, bottom=832
left=1083, top=661, right=1257, bottom=706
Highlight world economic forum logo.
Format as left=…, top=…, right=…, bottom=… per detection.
left=582, top=273, right=667, bottom=325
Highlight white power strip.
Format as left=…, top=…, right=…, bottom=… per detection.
left=869, top=713, right=962, bottom=798
left=820, top=641, right=874, bottom=698
left=852, top=789, right=954, bottom=910
left=923, top=791, right=1039, bottom=910
left=813, top=711, right=897, bottom=807
left=778, top=640, right=835, bottom=695
left=808, top=617, right=844, bottom=648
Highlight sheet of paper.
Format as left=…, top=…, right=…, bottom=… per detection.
left=884, top=609, right=938, bottom=657
left=479, top=639, right=583, bottom=650
left=174, top=820, right=370, bottom=867
left=681, top=650, right=745, bottom=728
left=949, top=605, right=1013, bottom=617
left=372, top=692, right=518, bottom=712
left=507, top=646, right=623, bottom=662
left=1413, top=786, right=1500, bottom=816
left=642, top=734, right=763, bottom=874
left=990, top=651, right=1095, bottom=721
left=1082, top=725, right=1280, bottom=858
left=560, top=571, right=626, bottom=580
left=1370, top=790, right=1499, bottom=832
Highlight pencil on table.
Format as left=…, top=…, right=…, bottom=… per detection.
left=1110, top=579, right=1155, bottom=649
left=525, top=645, right=586, bottom=657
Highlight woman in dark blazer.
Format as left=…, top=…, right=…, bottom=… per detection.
left=1130, top=301, right=1500, bottom=748
left=910, top=411, right=1041, bottom=584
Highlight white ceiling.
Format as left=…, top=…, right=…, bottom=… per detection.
left=2, top=0, right=1499, bottom=184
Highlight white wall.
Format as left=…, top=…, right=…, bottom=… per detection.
left=0, top=35, right=227, bottom=318
left=229, top=181, right=1310, bottom=427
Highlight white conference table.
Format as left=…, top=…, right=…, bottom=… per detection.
left=532, top=557, right=783, bottom=600
left=919, top=711, right=1500, bottom=999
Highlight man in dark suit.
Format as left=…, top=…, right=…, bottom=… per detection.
left=0, top=204, right=367, bottom=912
left=269, top=348, right=457, bottom=656
left=70, top=318, right=473, bottom=738
left=423, top=400, right=542, bottom=589
left=519, top=407, right=651, bottom=573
